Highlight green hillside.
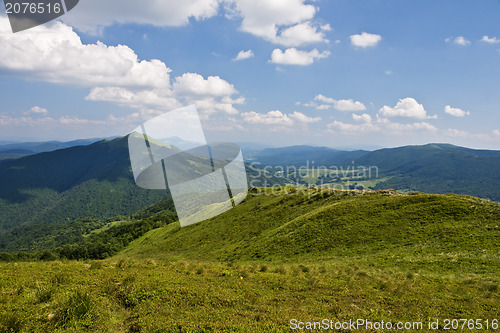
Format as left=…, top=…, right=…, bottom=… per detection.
left=352, top=143, right=500, bottom=201
left=245, top=145, right=368, bottom=167
left=120, top=187, right=500, bottom=271
left=0, top=188, right=498, bottom=332
left=0, top=136, right=171, bottom=232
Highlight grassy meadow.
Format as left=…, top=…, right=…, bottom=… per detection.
left=0, top=187, right=499, bottom=332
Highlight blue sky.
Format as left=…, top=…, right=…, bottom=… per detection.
left=0, top=0, right=500, bottom=149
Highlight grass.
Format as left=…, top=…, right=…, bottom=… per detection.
left=0, top=259, right=498, bottom=332
left=0, top=188, right=499, bottom=331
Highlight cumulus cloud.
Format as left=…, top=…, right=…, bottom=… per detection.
left=62, top=0, right=220, bottom=34
left=226, top=0, right=328, bottom=47
left=327, top=116, right=437, bottom=135
left=352, top=113, right=372, bottom=123
left=0, top=114, right=106, bottom=127
left=241, top=110, right=293, bottom=126
left=481, top=35, right=500, bottom=44
left=0, top=17, right=244, bottom=120
left=270, top=48, right=330, bottom=66
left=0, top=18, right=170, bottom=88
left=276, top=22, right=328, bottom=47
left=350, top=32, right=382, bottom=48
left=289, top=111, right=321, bottom=123
left=313, top=95, right=366, bottom=111
left=63, top=0, right=329, bottom=46
left=233, top=50, right=254, bottom=61
left=320, top=24, right=331, bottom=31
left=378, top=98, right=436, bottom=119
left=85, top=87, right=181, bottom=110
left=446, top=36, right=471, bottom=46
left=241, top=110, right=320, bottom=126
left=173, top=73, right=237, bottom=97
left=444, top=105, right=470, bottom=117
left=314, top=94, right=335, bottom=104
left=444, top=129, right=469, bottom=137
left=27, top=106, right=48, bottom=115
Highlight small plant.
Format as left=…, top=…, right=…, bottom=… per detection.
left=51, top=272, right=69, bottom=285
left=54, top=290, right=96, bottom=326
left=299, top=264, right=310, bottom=273
left=274, top=266, right=286, bottom=274
left=35, top=285, right=54, bottom=304
left=221, top=270, right=233, bottom=277
left=195, top=267, right=204, bottom=275
left=0, top=312, right=24, bottom=332
left=484, top=283, right=498, bottom=292
left=117, top=259, right=128, bottom=270
left=259, top=265, right=269, bottom=273
left=406, top=272, right=415, bottom=280
left=90, top=261, right=104, bottom=269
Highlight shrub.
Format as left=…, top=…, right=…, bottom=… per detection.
left=299, top=264, right=310, bottom=273
left=221, top=270, right=233, bottom=277
left=54, top=291, right=96, bottom=326
left=0, top=312, right=24, bottom=333
left=35, top=285, right=54, bottom=304
left=51, top=272, right=68, bottom=285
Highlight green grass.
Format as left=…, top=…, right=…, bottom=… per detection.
left=0, top=259, right=498, bottom=332
left=0, top=188, right=499, bottom=331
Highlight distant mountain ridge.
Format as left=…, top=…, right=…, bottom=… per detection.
left=0, top=138, right=110, bottom=163
left=0, top=136, right=287, bottom=234
left=352, top=143, right=500, bottom=201
left=1, top=137, right=499, bottom=235
left=244, top=142, right=500, bottom=201
left=244, top=145, right=369, bottom=167
left=0, top=136, right=170, bottom=232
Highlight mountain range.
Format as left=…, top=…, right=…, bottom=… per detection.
left=0, top=137, right=499, bottom=251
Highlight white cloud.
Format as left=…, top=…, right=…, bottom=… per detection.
left=314, top=94, right=335, bottom=104
left=352, top=113, right=372, bottom=123
left=378, top=98, right=436, bottom=119
left=444, top=105, right=470, bottom=117
left=333, top=99, right=367, bottom=112
left=241, top=110, right=320, bottom=126
left=276, top=22, right=328, bottom=47
left=289, top=111, right=321, bottom=123
left=0, top=18, right=171, bottom=89
left=27, top=106, right=48, bottom=115
left=493, top=129, right=500, bottom=137
left=327, top=120, right=376, bottom=133
left=447, top=36, right=471, bottom=46
left=328, top=117, right=437, bottom=135
left=233, top=50, right=254, bottom=61
left=0, top=114, right=106, bottom=127
left=241, top=110, right=293, bottom=126
left=270, top=48, right=330, bottom=66
left=350, top=32, right=382, bottom=48
left=385, top=70, right=393, bottom=75
left=62, top=0, right=220, bottom=34
left=14, top=0, right=321, bottom=47
left=321, top=24, right=331, bottom=31
left=226, top=0, right=327, bottom=47
left=0, top=17, right=244, bottom=122
left=481, top=35, right=500, bottom=44
left=173, top=73, right=237, bottom=97
left=444, top=129, right=469, bottom=137
left=85, top=87, right=181, bottom=110
left=313, top=95, right=366, bottom=111
left=379, top=119, right=437, bottom=132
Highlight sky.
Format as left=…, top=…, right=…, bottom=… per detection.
left=0, top=0, right=500, bottom=150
